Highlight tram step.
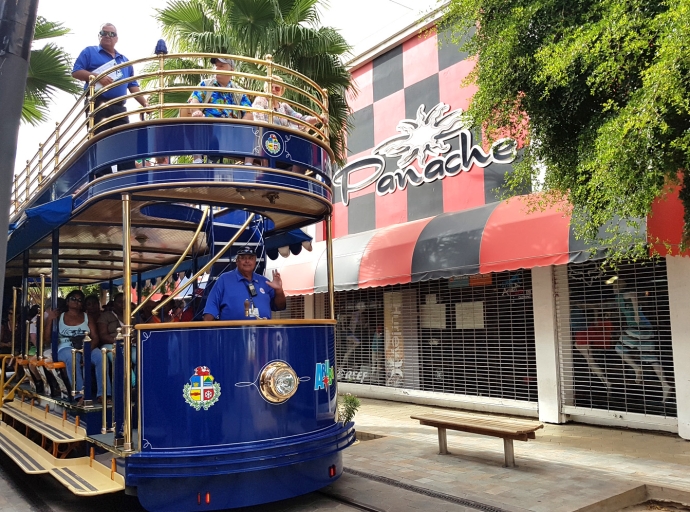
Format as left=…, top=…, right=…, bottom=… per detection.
left=0, top=421, right=52, bottom=473
left=50, top=461, right=125, bottom=496
left=0, top=421, right=125, bottom=495
left=0, top=399, right=86, bottom=442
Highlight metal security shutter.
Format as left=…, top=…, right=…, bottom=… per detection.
left=273, top=295, right=304, bottom=320
left=331, top=270, right=538, bottom=403
left=555, top=260, right=676, bottom=419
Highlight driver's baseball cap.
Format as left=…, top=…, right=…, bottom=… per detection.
left=236, top=246, right=256, bottom=256
left=211, top=57, right=234, bottom=66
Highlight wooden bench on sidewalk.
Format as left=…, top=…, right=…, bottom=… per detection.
left=411, top=413, right=544, bottom=467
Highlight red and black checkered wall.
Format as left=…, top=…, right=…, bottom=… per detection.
left=330, top=26, right=520, bottom=239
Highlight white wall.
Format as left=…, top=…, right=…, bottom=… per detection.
left=532, top=266, right=566, bottom=423
left=666, top=255, right=690, bottom=439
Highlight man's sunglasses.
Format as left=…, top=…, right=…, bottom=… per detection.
left=99, top=30, right=117, bottom=38
left=69, top=297, right=83, bottom=303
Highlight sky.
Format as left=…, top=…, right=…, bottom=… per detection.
left=14, top=0, right=441, bottom=174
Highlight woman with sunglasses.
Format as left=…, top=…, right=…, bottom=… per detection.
left=44, top=290, right=99, bottom=400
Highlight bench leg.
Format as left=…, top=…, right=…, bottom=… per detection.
left=437, top=427, right=448, bottom=455
left=503, top=438, right=516, bottom=468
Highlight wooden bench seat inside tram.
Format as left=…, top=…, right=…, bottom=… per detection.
left=0, top=399, right=85, bottom=457
left=0, top=422, right=124, bottom=495
left=411, top=413, right=544, bottom=468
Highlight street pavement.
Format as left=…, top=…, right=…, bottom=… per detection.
left=340, top=398, right=690, bottom=512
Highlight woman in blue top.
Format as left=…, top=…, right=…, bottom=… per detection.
left=44, top=290, right=100, bottom=400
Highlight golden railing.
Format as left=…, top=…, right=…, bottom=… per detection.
left=10, top=53, right=331, bottom=220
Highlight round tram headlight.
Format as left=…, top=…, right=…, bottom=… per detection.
left=259, top=362, right=299, bottom=403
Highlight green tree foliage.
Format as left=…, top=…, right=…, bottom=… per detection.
left=23, top=17, right=81, bottom=125
left=155, top=0, right=353, bottom=164
left=441, top=0, right=690, bottom=256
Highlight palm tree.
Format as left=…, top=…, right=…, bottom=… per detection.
left=155, top=0, right=353, bottom=164
left=23, top=17, right=81, bottom=126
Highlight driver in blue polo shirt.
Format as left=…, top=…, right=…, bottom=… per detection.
left=203, top=246, right=286, bottom=321
left=72, top=23, right=148, bottom=134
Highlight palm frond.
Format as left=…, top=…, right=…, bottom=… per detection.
left=21, top=96, right=50, bottom=126
left=33, top=16, right=71, bottom=41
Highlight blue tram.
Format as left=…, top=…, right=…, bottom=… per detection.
left=1, top=52, right=354, bottom=511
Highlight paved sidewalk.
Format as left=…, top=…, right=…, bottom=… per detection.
left=343, top=398, right=690, bottom=512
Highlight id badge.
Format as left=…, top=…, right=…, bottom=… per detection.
left=249, top=307, right=259, bottom=318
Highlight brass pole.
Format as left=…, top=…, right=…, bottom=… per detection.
left=322, top=88, right=329, bottom=141
left=24, top=160, right=30, bottom=202
left=38, top=274, right=45, bottom=360
left=158, top=55, right=164, bottom=119
left=53, top=122, right=60, bottom=169
left=326, top=215, right=335, bottom=320
left=24, top=320, right=30, bottom=359
left=265, top=54, right=274, bottom=125
left=71, top=348, right=78, bottom=395
left=38, top=143, right=44, bottom=185
left=152, top=213, right=256, bottom=316
left=132, top=207, right=209, bottom=318
left=101, top=346, right=109, bottom=433
left=121, top=193, right=133, bottom=451
left=88, top=76, right=96, bottom=137
left=10, top=288, right=18, bottom=356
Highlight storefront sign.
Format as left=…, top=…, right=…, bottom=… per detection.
left=334, top=102, right=518, bottom=205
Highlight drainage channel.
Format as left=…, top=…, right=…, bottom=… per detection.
left=342, top=467, right=512, bottom=512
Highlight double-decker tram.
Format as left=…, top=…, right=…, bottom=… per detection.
left=1, top=52, right=354, bottom=511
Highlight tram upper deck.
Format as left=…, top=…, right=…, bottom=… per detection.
left=6, top=53, right=334, bottom=285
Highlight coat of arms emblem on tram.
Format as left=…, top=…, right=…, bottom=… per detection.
left=263, top=132, right=283, bottom=156
left=183, top=366, right=221, bottom=410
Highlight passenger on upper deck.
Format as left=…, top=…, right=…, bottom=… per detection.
left=188, top=57, right=252, bottom=120
left=72, top=23, right=148, bottom=134
left=250, top=76, right=322, bottom=129
left=203, top=246, right=286, bottom=321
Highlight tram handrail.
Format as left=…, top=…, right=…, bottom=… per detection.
left=151, top=213, right=256, bottom=316
left=135, top=319, right=338, bottom=330
left=131, top=207, right=209, bottom=318
left=10, top=52, right=332, bottom=221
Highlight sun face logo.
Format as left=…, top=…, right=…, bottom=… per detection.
left=183, top=366, right=221, bottom=411
left=263, top=132, right=283, bottom=156
left=375, top=103, right=465, bottom=169
left=314, top=359, right=335, bottom=390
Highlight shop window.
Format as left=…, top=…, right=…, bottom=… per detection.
left=332, top=269, right=538, bottom=403
left=555, top=260, right=676, bottom=418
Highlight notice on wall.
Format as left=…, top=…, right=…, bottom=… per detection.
left=420, top=303, right=446, bottom=329
left=455, top=301, right=485, bottom=329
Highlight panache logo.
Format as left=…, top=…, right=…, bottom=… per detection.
left=314, top=359, right=334, bottom=390
left=333, top=103, right=518, bottom=206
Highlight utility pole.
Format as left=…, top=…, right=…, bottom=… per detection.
left=0, top=0, right=39, bottom=315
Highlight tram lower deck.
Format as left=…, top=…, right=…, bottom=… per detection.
left=2, top=52, right=353, bottom=511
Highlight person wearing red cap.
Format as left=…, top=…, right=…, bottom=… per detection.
left=202, top=246, right=286, bottom=321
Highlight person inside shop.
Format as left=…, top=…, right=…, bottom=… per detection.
left=44, top=290, right=100, bottom=400
left=72, top=23, right=148, bottom=135
left=608, top=276, right=672, bottom=402
left=574, top=308, right=614, bottom=392
left=203, top=246, right=286, bottom=321
left=340, top=302, right=367, bottom=369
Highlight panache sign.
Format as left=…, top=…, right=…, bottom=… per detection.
left=333, top=103, right=518, bottom=206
